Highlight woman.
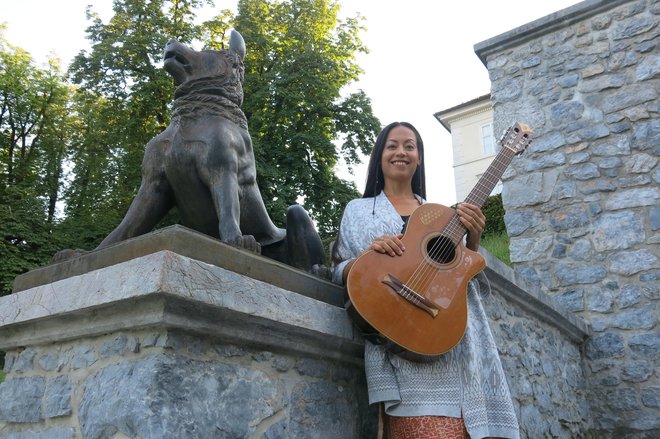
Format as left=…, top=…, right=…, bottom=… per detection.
left=333, top=122, right=519, bottom=439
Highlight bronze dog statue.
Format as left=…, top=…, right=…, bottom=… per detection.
left=55, top=30, right=324, bottom=271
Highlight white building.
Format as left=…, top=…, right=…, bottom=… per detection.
left=434, top=94, right=500, bottom=203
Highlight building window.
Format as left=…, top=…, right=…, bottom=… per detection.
left=481, top=123, right=496, bottom=155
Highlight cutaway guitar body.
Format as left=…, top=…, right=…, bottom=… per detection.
left=346, top=203, right=486, bottom=357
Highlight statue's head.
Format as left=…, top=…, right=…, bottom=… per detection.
left=163, top=29, right=246, bottom=86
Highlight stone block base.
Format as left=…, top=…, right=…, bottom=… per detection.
left=1, top=329, right=374, bottom=439
left=0, top=227, right=373, bottom=438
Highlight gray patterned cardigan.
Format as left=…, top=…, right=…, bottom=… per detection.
left=333, top=192, right=520, bottom=439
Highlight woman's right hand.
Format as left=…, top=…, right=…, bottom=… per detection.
left=341, top=234, right=406, bottom=283
left=369, top=234, right=405, bottom=256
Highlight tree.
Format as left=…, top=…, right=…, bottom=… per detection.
left=63, top=0, right=380, bottom=249
left=226, top=0, right=381, bottom=238
left=56, top=90, right=129, bottom=249
left=62, top=0, right=213, bottom=246
left=0, top=28, right=72, bottom=294
left=481, top=193, right=506, bottom=236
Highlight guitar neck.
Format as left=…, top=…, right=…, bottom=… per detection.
left=464, top=146, right=517, bottom=207
left=441, top=122, right=532, bottom=247
left=444, top=145, right=518, bottom=246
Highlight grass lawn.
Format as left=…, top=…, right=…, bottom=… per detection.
left=0, top=370, right=4, bottom=383
left=480, top=231, right=511, bottom=266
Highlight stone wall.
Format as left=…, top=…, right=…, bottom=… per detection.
left=477, top=251, right=591, bottom=438
left=0, top=226, right=591, bottom=438
left=1, top=330, right=372, bottom=439
left=475, top=0, right=659, bottom=437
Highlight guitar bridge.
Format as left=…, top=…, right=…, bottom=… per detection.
left=382, top=274, right=439, bottom=317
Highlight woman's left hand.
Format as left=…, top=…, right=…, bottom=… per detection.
left=456, top=203, right=486, bottom=251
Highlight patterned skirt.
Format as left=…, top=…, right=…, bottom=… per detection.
left=385, top=415, right=471, bottom=439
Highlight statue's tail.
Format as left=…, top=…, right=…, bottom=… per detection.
left=285, top=205, right=325, bottom=271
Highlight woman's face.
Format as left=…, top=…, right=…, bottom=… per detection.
left=380, top=125, right=421, bottom=185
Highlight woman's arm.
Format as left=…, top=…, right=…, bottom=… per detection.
left=341, top=259, right=355, bottom=284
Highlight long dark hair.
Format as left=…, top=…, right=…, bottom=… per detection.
left=362, top=121, right=427, bottom=199
left=332, top=122, right=427, bottom=266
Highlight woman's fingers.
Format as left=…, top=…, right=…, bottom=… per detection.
left=457, top=203, right=485, bottom=234
left=457, top=203, right=485, bottom=251
left=370, top=234, right=405, bottom=256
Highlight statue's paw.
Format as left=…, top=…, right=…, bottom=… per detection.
left=241, top=235, right=261, bottom=253
left=227, top=235, right=261, bottom=254
left=52, top=248, right=89, bottom=263
left=311, top=264, right=333, bottom=281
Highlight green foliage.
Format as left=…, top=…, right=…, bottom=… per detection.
left=0, top=29, right=73, bottom=295
left=0, top=186, right=64, bottom=293
left=479, top=194, right=509, bottom=265
left=56, top=90, right=136, bottom=250
left=0, top=1, right=380, bottom=294
left=62, top=0, right=212, bottom=247
left=454, top=194, right=509, bottom=264
left=482, top=193, right=506, bottom=236
left=230, top=0, right=380, bottom=238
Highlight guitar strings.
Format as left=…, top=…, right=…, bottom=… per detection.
left=407, top=153, right=508, bottom=291
left=405, top=130, right=524, bottom=298
left=402, top=181, right=497, bottom=300
left=402, top=131, right=522, bottom=302
left=406, top=155, right=511, bottom=299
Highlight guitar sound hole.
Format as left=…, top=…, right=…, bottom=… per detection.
left=426, top=236, right=456, bottom=264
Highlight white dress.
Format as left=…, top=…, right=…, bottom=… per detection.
left=333, top=192, right=520, bottom=439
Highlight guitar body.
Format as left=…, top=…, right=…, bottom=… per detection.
left=346, top=203, right=486, bottom=357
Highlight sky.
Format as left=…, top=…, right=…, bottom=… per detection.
left=2, top=0, right=580, bottom=206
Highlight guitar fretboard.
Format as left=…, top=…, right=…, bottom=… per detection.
left=464, top=146, right=517, bottom=207
left=441, top=124, right=529, bottom=247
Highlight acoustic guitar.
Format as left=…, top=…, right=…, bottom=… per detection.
left=345, top=123, right=533, bottom=359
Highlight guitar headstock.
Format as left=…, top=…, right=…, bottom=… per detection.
left=500, top=122, right=533, bottom=155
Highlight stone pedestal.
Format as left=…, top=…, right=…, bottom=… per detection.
left=0, top=226, right=374, bottom=439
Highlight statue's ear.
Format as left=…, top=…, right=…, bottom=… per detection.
left=229, top=29, right=246, bottom=60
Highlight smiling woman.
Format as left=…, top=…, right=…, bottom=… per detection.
left=380, top=125, right=422, bottom=206
left=332, top=121, right=519, bottom=439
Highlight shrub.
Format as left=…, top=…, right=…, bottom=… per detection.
left=482, top=193, right=506, bottom=236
